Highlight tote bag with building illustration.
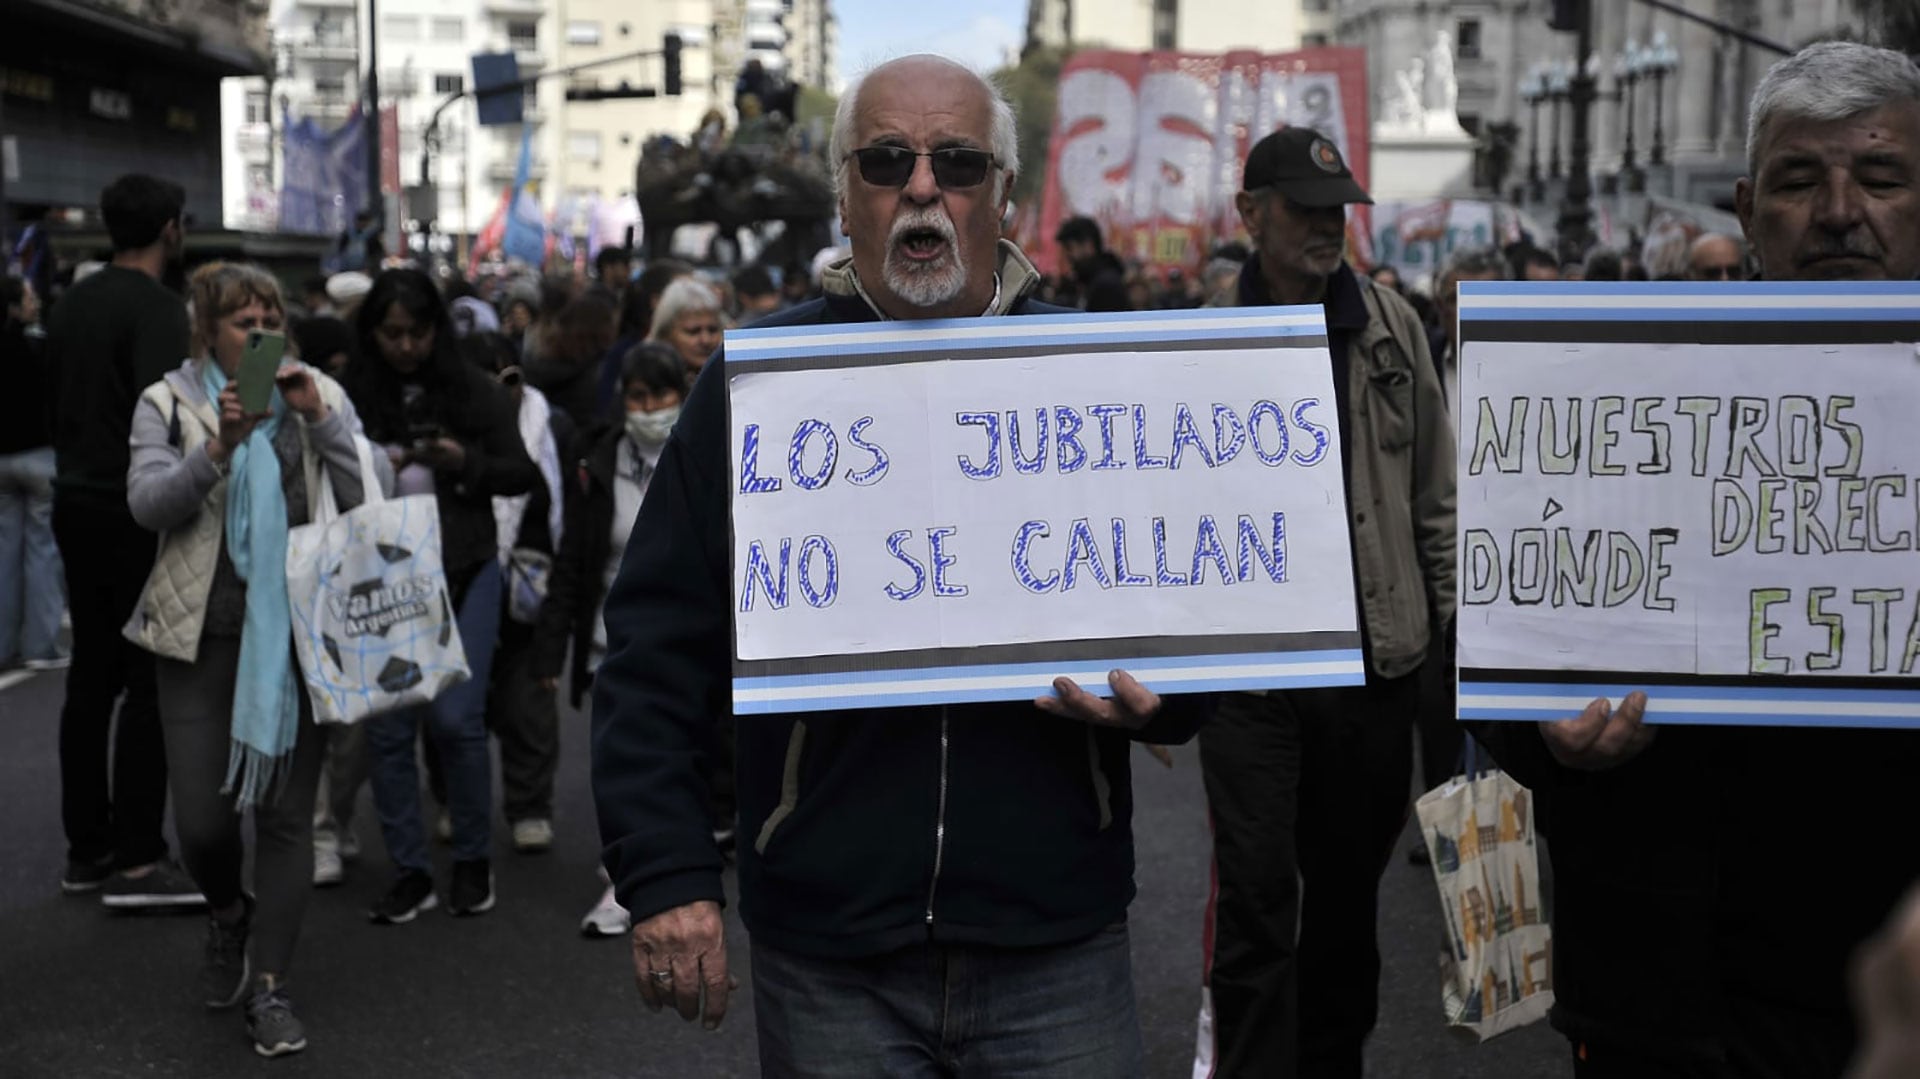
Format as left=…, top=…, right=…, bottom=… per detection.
left=1413, top=741, right=1554, bottom=1041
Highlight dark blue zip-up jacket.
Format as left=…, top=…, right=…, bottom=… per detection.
left=591, top=263, right=1211, bottom=958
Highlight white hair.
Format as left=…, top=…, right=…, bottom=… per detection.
left=1746, top=41, right=1920, bottom=176
left=829, top=57, right=1019, bottom=203
left=647, top=276, right=722, bottom=341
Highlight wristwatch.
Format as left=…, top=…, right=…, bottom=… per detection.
left=206, top=443, right=230, bottom=477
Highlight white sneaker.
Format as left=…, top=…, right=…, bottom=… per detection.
left=580, top=885, right=630, bottom=938
left=338, top=829, right=361, bottom=862
left=511, top=819, right=553, bottom=853
left=312, top=847, right=343, bottom=887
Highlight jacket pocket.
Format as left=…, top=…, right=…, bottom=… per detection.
left=1368, top=360, right=1415, bottom=453
left=753, top=720, right=808, bottom=856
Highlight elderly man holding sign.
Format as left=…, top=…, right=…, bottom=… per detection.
left=588, top=55, right=1242, bottom=1075
left=1465, top=41, right=1920, bottom=1079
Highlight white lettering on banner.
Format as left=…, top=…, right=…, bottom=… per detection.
left=89, top=88, right=132, bottom=121
left=1458, top=300, right=1920, bottom=711
left=724, top=312, right=1364, bottom=712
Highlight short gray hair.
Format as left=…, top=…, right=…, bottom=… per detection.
left=1746, top=41, right=1920, bottom=176
left=647, top=276, right=722, bottom=341
left=829, top=57, right=1020, bottom=202
left=1436, top=245, right=1512, bottom=289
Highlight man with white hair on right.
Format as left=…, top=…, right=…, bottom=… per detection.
left=588, top=53, right=1209, bottom=1077
left=1471, top=39, right=1920, bottom=1079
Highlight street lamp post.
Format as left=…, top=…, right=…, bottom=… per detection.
left=364, top=0, right=382, bottom=235
left=1645, top=30, right=1679, bottom=166
left=1548, top=59, right=1570, bottom=181
left=1614, top=39, right=1643, bottom=191
left=1519, top=64, right=1547, bottom=202
left=1554, top=3, right=1599, bottom=263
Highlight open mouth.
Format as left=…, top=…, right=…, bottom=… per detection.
left=897, top=228, right=951, bottom=261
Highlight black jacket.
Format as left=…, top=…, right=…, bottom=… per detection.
left=1073, top=251, right=1130, bottom=313
left=350, top=362, right=540, bottom=585
left=0, top=323, right=51, bottom=454
left=1474, top=713, right=1920, bottom=1061
left=591, top=269, right=1211, bottom=959
left=533, top=421, right=622, bottom=707
left=47, top=266, right=189, bottom=501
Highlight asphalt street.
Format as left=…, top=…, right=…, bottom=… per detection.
left=0, top=665, right=1568, bottom=1077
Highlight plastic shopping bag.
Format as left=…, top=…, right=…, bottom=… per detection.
left=1413, top=741, right=1553, bottom=1040
left=287, top=437, right=470, bottom=724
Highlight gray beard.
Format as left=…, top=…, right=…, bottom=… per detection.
left=882, top=244, right=968, bottom=308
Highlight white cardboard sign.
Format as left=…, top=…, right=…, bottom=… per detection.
left=1457, top=282, right=1920, bottom=728
left=725, top=308, right=1364, bottom=714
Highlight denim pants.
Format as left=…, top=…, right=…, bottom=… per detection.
left=751, top=924, right=1146, bottom=1078
left=0, top=447, right=65, bottom=663
left=366, top=560, right=502, bottom=871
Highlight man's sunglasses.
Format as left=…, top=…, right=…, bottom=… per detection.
left=848, top=146, right=997, bottom=190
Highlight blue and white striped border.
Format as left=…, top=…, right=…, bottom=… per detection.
left=1458, top=281, right=1920, bottom=321
left=724, top=307, right=1328, bottom=363
left=734, top=649, right=1366, bottom=715
left=1460, top=680, right=1920, bottom=729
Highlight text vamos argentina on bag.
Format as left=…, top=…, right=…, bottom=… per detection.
left=326, top=576, right=439, bottom=638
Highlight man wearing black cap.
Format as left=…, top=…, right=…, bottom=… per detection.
left=1194, top=127, right=1456, bottom=1079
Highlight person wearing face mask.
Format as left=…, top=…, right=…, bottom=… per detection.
left=531, top=342, right=689, bottom=937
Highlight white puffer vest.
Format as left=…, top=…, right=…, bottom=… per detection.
left=124, top=366, right=352, bottom=663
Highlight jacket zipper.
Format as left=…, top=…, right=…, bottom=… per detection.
left=925, top=707, right=950, bottom=927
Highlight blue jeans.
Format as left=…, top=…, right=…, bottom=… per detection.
left=751, top=924, right=1145, bottom=1078
left=366, top=561, right=502, bottom=871
left=0, top=447, right=65, bottom=663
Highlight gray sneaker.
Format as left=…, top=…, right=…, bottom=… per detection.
left=244, top=976, right=307, bottom=1058
left=201, top=902, right=252, bottom=1009
left=102, top=860, right=207, bottom=911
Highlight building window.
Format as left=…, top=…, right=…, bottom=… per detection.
left=1456, top=18, right=1482, bottom=60
left=1302, top=31, right=1329, bottom=47
left=434, top=73, right=463, bottom=94
left=508, top=20, right=539, bottom=49
left=313, top=76, right=347, bottom=101
left=523, top=84, right=540, bottom=113
left=1151, top=0, right=1176, bottom=50
left=431, top=17, right=464, bottom=42
left=568, top=131, right=602, bottom=164
left=244, top=90, right=270, bottom=124
left=383, top=15, right=419, bottom=42
left=566, top=20, right=601, bottom=45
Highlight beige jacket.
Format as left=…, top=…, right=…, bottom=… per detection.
left=1215, top=263, right=1457, bottom=679
left=123, top=360, right=379, bottom=663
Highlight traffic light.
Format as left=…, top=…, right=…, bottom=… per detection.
left=663, top=33, right=683, bottom=96
left=1547, top=0, right=1581, bottom=32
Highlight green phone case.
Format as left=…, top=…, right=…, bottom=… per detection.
left=237, top=331, right=285, bottom=414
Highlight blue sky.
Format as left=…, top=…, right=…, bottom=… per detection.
left=829, top=0, right=1026, bottom=89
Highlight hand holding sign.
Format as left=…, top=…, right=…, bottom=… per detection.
left=1035, top=669, right=1162, bottom=730
left=1538, top=691, right=1655, bottom=771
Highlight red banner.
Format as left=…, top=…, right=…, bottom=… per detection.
left=381, top=104, right=402, bottom=196
left=1033, top=47, right=1372, bottom=276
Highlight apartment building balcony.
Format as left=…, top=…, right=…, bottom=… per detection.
left=487, top=157, right=549, bottom=182
left=235, top=122, right=273, bottom=159
left=288, top=34, right=357, bottom=61
left=485, top=0, right=541, bottom=12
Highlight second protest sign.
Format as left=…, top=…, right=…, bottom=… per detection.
left=725, top=308, right=1363, bottom=714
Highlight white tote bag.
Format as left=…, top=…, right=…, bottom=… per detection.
left=287, top=437, right=471, bottom=724
left=1413, top=740, right=1554, bottom=1041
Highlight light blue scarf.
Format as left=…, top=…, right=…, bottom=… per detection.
left=201, top=361, right=301, bottom=809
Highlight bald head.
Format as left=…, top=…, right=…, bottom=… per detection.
left=1687, top=233, right=1744, bottom=281
left=830, top=56, right=1019, bottom=199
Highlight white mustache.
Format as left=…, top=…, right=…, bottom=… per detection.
left=889, top=207, right=957, bottom=249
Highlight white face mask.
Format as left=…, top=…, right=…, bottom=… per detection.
left=626, top=404, right=681, bottom=448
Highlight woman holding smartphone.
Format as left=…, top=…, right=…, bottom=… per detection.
left=342, top=269, right=538, bottom=925
left=126, top=262, right=392, bottom=1057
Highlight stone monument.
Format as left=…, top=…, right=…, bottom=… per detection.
left=1370, top=31, right=1477, bottom=200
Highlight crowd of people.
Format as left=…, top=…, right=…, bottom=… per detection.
left=6, top=176, right=825, bottom=1056
left=9, top=34, right=1920, bottom=1079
